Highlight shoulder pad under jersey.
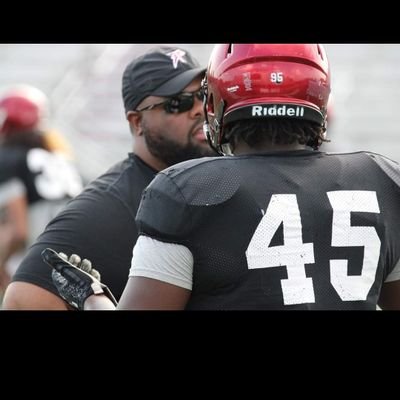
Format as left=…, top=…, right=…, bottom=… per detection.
left=365, top=151, right=400, bottom=189
left=136, top=157, right=241, bottom=239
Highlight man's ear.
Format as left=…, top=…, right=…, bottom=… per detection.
left=126, top=111, right=143, bottom=136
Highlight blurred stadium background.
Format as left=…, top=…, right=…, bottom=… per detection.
left=1, top=44, right=398, bottom=181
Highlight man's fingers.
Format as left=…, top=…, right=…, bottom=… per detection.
left=58, top=253, right=96, bottom=277
left=43, top=248, right=101, bottom=284
left=80, top=259, right=92, bottom=273
left=78, top=258, right=101, bottom=280
left=90, top=268, right=101, bottom=281
left=69, top=254, right=81, bottom=267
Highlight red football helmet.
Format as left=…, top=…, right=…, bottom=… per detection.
left=203, top=44, right=331, bottom=153
left=0, top=85, right=48, bottom=135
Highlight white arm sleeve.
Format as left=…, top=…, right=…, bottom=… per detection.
left=385, top=258, right=400, bottom=282
left=129, top=235, right=194, bottom=290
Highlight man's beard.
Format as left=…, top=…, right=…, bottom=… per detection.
left=143, top=126, right=217, bottom=167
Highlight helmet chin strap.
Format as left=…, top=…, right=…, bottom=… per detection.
left=202, top=120, right=216, bottom=152
left=210, top=99, right=227, bottom=155
left=202, top=75, right=231, bottom=155
left=202, top=76, right=219, bottom=154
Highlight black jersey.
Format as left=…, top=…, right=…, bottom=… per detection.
left=136, top=150, right=400, bottom=310
left=0, top=146, right=82, bottom=204
left=13, top=153, right=157, bottom=300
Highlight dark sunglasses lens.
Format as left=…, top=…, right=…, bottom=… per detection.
left=164, top=94, right=194, bottom=113
left=163, top=90, right=204, bottom=114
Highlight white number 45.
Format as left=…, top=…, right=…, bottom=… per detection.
left=246, top=191, right=381, bottom=305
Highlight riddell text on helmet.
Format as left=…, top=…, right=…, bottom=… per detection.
left=252, top=105, right=304, bottom=117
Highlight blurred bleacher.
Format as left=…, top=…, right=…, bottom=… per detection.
left=0, top=44, right=399, bottom=181
left=325, top=44, right=400, bottom=160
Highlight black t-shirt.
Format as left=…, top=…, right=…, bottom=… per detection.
left=136, top=150, right=400, bottom=310
left=13, top=153, right=156, bottom=300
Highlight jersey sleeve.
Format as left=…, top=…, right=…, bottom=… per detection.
left=129, top=235, right=194, bottom=289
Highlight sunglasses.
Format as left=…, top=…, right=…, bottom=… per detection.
left=136, top=88, right=205, bottom=114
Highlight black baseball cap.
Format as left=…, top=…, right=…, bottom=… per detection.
left=122, top=46, right=206, bottom=113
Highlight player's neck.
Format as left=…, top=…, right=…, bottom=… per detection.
left=234, top=142, right=307, bottom=155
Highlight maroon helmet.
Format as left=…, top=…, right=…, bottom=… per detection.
left=0, top=95, right=41, bottom=134
left=202, top=44, right=331, bottom=153
left=0, top=85, right=48, bottom=135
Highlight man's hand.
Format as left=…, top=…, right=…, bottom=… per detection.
left=58, top=252, right=101, bottom=280
left=41, top=248, right=117, bottom=310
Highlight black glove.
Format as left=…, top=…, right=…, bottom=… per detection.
left=41, top=248, right=117, bottom=310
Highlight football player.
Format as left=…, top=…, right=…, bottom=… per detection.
left=0, top=86, right=83, bottom=295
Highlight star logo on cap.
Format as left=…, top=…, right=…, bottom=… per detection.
left=167, top=49, right=187, bottom=69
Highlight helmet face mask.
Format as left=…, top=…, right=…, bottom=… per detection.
left=203, top=44, right=331, bottom=154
